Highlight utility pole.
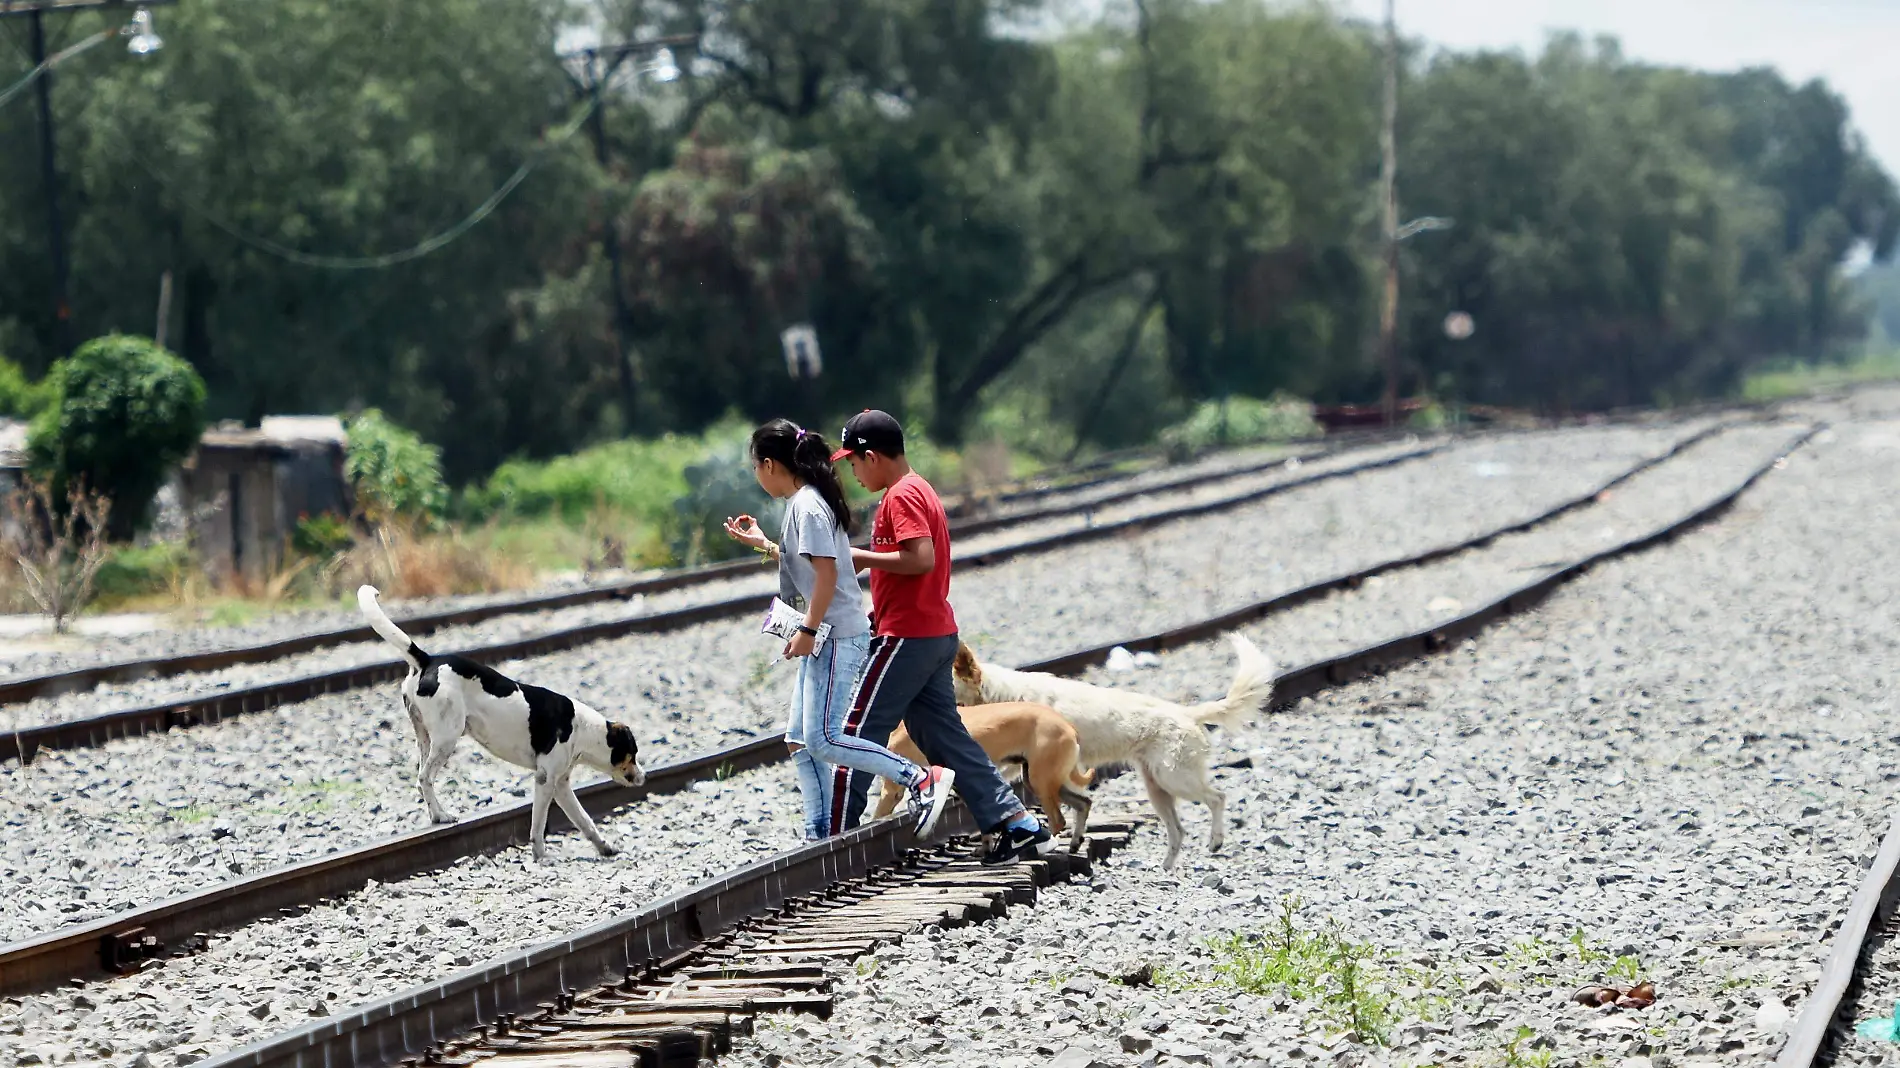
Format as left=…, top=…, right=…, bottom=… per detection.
left=583, top=52, right=639, bottom=428
left=560, top=33, right=696, bottom=430
left=1378, top=0, right=1400, bottom=427
left=27, top=9, right=72, bottom=359
left=5, top=0, right=174, bottom=362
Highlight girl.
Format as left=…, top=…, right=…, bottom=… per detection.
left=723, top=419, right=955, bottom=842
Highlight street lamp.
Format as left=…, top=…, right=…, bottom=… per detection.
left=2, top=0, right=174, bottom=360
left=557, top=32, right=698, bottom=428
left=122, top=5, right=160, bottom=54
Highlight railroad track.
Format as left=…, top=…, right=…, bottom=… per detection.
left=0, top=417, right=1813, bottom=1004
left=1, top=432, right=1451, bottom=762
left=169, top=419, right=1820, bottom=1068
left=0, top=395, right=1770, bottom=717
left=0, top=438, right=1327, bottom=708
left=1775, top=811, right=1900, bottom=1066
left=205, top=810, right=1140, bottom=1068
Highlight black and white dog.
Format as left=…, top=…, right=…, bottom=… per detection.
left=358, top=585, right=645, bottom=863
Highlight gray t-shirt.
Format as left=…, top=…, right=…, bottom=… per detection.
left=777, top=485, right=870, bottom=638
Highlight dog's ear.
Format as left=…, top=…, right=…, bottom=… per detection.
left=953, top=643, right=979, bottom=680
left=605, top=722, right=640, bottom=770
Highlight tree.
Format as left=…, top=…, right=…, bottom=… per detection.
left=1395, top=35, right=1899, bottom=412
left=28, top=334, right=207, bottom=538
left=617, top=126, right=882, bottom=427
left=0, top=0, right=604, bottom=482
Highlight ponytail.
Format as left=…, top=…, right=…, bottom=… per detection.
left=750, top=418, right=856, bottom=535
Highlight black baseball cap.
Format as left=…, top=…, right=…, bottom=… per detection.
left=830, top=409, right=905, bottom=461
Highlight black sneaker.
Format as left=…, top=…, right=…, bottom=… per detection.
left=982, top=820, right=1056, bottom=865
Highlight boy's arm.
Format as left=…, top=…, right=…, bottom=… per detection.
left=853, top=538, right=935, bottom=576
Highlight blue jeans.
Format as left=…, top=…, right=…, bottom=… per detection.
left=785, top=632, right=920, bottom=840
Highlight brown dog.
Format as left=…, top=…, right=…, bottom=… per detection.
left=872, top=702, right=1096, bottom=853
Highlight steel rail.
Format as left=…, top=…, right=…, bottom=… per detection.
left=1774, top=811, right=1900, bottom=1066
left=187, top=420, right=1822, bottom=1068
left=1, top=437, right=1452, bottom=763
left=0, top=420, right=1810, bottom=1000
left=0, top=435, right=1396, bottom=709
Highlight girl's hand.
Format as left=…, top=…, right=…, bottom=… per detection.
left=783, top=631, right=816, bottom=659
left=724, top=514, right=767, bottom=549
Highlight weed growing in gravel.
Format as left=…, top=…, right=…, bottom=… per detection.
left=1504, top=935, right=1555, bottom=973
left=1501, top=1025, right=1555, bottom=1068
left=1606, top=954, right=1643, bottom=985
left=1160, top=897, right=1426, bottom=1045
left=160, top=804, right=216, bottom=824
left=1567, top=929, right=1607, bottom=967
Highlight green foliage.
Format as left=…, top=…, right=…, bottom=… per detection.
left=622, top=133, right=884, bottom=429
left=463, top=415, right=779, bottom=568
left=27, top=334, right=208, bottom=537
left=0, top=358, right=53, bottom=420
left=1502, top=1025, right=1556, bottom=1068
left=467, top=422, right=738, bottom=525
left=344, top=409, right=447, bottom=522
left=1398, top=36, right=1900, bottom=411
left=1160, top=395, right=1322, bottom=457
left=93, top=541, right=191, bottom=607
left=0, top=0, right=1892, bottom=482
left=672, top=437, right=781, bottom=566
left=1161, top=897, right=1429, bottom=1046
left=1742, top=350, right=1900, bottom=400
left=292, top=513, right=356, bottom=558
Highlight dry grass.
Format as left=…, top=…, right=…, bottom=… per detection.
left=0, top=476, right=113, bottom=632
left=321, top=519, right=533, bottom=600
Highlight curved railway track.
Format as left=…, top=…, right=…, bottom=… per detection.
left=162, top=420, right=1819, bottom=1068
left=0, top=418, right=1815, bottom=1009
left=2, top=433, right=1452, bottom=762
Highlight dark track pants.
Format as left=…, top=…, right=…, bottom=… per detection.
left=831, top=633, right=1024, bottom=833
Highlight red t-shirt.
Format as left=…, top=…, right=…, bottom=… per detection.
left=867, top=472, right=957, bottom=638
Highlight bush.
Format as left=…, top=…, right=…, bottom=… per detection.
left=345, top=409, right=448, bottom=522
left=93, top=540, right=192, bottom=607
left=0, top=357, right=53, bottom=421
left=292, top=512, right=355, bottom=558
left=463, top=415, right=781, bottom=567
left=672, top=437, right=781, bottom=566
left=1, top=475, right=113, bottom=631
left=28, top=334, right=207, bottom=538
left=1159, top=394, right=1321, bottom=458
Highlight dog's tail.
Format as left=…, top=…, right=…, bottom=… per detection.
left=1067, top=737, right=1095, bottom=789
left=357, top=585, right=426, bottom=669
left=1183, top=634, right=1277, bottom=729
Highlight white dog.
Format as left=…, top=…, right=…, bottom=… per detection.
left=358, top=585, right=645, bottom=862
left=953, top=635, right=1275, bottom=869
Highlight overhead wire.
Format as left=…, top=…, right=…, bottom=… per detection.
left=131, top=95, right=602, bottom=270
left=0, top=26, right=110, bottom=109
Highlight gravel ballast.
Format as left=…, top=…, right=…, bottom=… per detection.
left=0, top=768, right=807, bottom=1068
left=0, top=422, right=1714, bottom=945
left=0, top=438, right=1433, bottom=732
left=0, top=437, right=1333, bottom=681
left=0, top=408, right=1857, bottom=1068
left=718, top=403, right=1900, bottom=1068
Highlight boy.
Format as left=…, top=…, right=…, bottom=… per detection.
left=829, top=410, right=1056, bottom=864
